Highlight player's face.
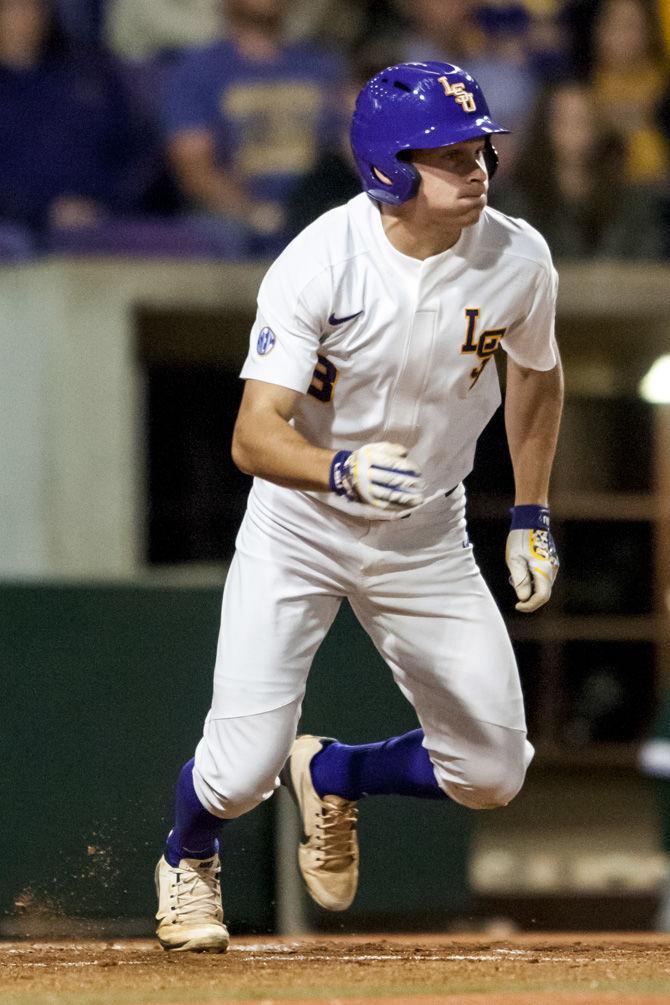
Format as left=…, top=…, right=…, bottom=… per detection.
left=410, top=139, right=489, bottom=226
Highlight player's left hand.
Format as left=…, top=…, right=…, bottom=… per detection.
left=505, top=505, right=559, bottom=613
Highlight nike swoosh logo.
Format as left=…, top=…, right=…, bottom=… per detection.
left=328, top=310, right=363, bottom=326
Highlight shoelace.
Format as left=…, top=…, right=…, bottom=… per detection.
left=313, top=798, right=358, bottom=869
left=168, top=864, right=221, bottom=920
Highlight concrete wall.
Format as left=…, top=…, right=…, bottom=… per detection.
left=2, top=258, right=670, bottom=579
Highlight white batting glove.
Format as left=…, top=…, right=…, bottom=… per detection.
left=329, top=442, right=425, bottom=510
left=505, top=505, right=559, bottom=613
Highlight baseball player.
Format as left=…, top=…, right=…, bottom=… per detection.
left=155, top=61, right=563, bottom=952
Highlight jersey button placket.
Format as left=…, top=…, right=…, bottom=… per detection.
left=381, top=272, right=437, bottom=449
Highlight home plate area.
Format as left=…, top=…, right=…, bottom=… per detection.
left=3, top=933, right=670, bottom=1004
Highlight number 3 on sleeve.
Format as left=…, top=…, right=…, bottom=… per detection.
left=308, top=355, right=338, bottom=403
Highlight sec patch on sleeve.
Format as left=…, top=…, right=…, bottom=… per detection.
left=256, top=326, right=276, bottom=355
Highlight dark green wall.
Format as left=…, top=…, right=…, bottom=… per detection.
left=0, top=583, right=273, bottom=933
left=1, top=584, right=471, bottom=934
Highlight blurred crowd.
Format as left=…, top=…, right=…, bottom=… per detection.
left=1, top=0, right=669, bottom=261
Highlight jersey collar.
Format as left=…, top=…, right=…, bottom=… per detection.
left=362, top=193, right=478, bottom=275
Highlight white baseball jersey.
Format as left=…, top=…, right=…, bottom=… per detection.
left=191, top=194, right=549, bottom=818
left=240, top=192, right=558, bottom=519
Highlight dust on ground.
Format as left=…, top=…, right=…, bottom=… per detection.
left=3, top=933, right=670, bottom=1004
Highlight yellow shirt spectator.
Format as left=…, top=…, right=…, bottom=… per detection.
left=591, top=0, right=669, bottom=185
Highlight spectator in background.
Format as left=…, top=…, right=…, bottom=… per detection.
left=466, top=5, right=542, bottom=177
left=523, top=0, right=573, bottom=81
left=106, top=0, right=222, bottom=62
left=162, top=0, right=345, bottom=254
left=563, top=0, right=670, bottom=72
left=54, top=0, right=103, bottom=45
left=281, top=0, right=368, bottom=54
left=391, top=0, right=485, bottom=65
left=473, top=2, right=572, bottom=82
left=391, top=0, right=542, bottom=180
left=589, top=0, right=669, bottom=187
left=491, top=80, right=665, bottom=258
left=0, top=0, right=149, bottom=245
left=106, top=0, right=368, bottom=64
left=390, top=0, right=569, bottom=88
left=660, top=0, right=670, bottom=57
left=283, top=55, right=391, bottom=238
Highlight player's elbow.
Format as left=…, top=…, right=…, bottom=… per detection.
left=231, top=423, right=256, bottom=475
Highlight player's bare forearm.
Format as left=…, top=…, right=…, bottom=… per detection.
left=504, top=354, right=564, bottom=505
left=232, top=379, right=334, bottom=491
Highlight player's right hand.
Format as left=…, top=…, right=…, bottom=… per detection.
left=329, top=442, right=425, bottom=510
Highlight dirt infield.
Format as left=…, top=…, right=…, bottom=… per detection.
left=3, top=933, right=670, bottom=1005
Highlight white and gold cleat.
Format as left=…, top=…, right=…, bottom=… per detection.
left=281, top=734, right=359, bottom=911
left=155, top=853, right=229, bottom=952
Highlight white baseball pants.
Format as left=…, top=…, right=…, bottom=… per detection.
left=193, top=482, right=533, bottom=818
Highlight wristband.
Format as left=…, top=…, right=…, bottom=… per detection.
left=510, top=504, right=550, bottom=531
left=329, top=450, right=352, bottom=495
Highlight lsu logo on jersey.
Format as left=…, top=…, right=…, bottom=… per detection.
left=437, top=77, right=476, bottom=113
left=460, top=308, right=507, bottom=389
left=256, top=326, right=276, bottom=355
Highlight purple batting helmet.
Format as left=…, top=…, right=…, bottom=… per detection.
left=350, top=61, right=509, bottom=206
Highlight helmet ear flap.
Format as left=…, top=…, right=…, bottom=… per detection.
left=484, top=137, right=499, bottom=178
left=366, top=157, right=420, bottom=205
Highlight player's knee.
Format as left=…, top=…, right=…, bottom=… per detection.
left=438, top=762, right=525, bottom=809
left=432, top=743, right=530, bottom=810
left=194, top=762, right=278, bottom=820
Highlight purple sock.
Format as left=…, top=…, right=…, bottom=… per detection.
left=309, top=729, right=448, bottom=801
left=164, top=758, right=227, bottom=866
